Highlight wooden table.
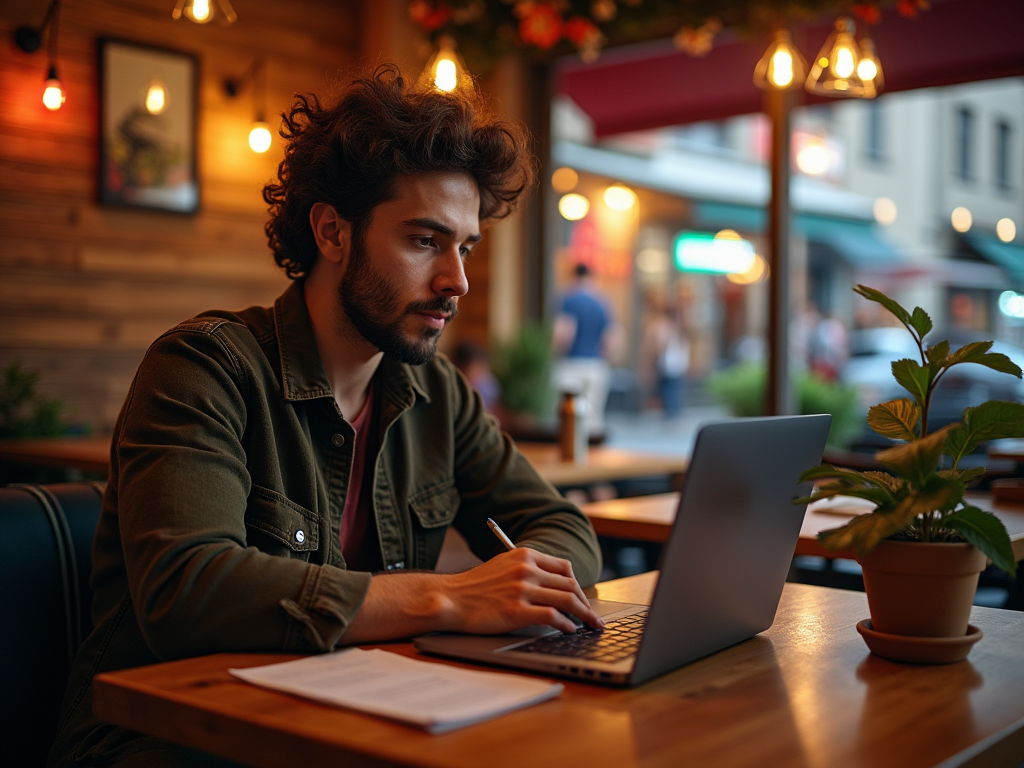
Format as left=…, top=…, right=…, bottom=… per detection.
left=580, top=492, right=1024, bottom=562
left=92, top=573, right=1024, bottom=768
left=0, top=436, right=110, bottom=475
left=0, top=436, right=686, bottom=489
left=516, top=442, right=687, bottom=487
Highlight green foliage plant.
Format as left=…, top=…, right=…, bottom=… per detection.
left=490, top=323, right=555, bottom=420
left=0, top=359, right=69, bottom=438
left=798, top=286, right=1021, bottom=577
left=707, top=363, right=860, bottom=449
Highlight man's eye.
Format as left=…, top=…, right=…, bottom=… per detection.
left=416, top=236, right=434, bottom=248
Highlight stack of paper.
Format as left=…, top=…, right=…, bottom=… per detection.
left=229, top=648, right=562, bottom=734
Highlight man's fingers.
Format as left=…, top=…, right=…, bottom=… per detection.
left=529, top=561, right=603, bottom=628
left=524, top=585, right=602, bottom=631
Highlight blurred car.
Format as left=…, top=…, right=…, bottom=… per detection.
left=841, top=327, right=1024, bottom=451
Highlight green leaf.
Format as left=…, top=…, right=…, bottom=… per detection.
left=818, top=497, right=919, bottom=554
left=862, top=471, right=905, bottom=494
left=854, top=285, right=914, bottom=335
left=867, top=399, right=920, bottom=441
left=891, top=358, right=929, bottom=407
left=876, top=424, right=955, bottom=486
left=910, top=306, right=933, bottom=339
left=796, top=484, right=894, bottom=507
left=944, top=506, right=1017, bottom=576
left=947, top=342, right=1023, bottom=378
left=938, top=466, right=986, bottom=484
left=798, top=464, right=869, bottom=485
left=945, top=401, right=1024, bottom=465
left=926, top=339, right=950, bottom=379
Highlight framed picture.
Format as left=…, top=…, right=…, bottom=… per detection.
left=98, top=38, right=199, bottom=214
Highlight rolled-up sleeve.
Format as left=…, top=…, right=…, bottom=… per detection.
left=115, top=326, right=369, bottom=659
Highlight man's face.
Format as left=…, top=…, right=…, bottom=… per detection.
left=337, top=173, right=481, bottom=365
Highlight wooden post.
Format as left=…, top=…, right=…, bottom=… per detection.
left=765, top=84, right=792, bottom=416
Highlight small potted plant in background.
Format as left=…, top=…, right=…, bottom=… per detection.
left=798, top=286, right=1020, bottom=663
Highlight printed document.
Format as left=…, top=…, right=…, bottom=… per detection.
left=229, top=648, right=562, bottom=733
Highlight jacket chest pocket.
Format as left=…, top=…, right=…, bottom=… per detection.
left=245, top=485, right=319, bottom=559
left=408, top=479, right=459, bottom=568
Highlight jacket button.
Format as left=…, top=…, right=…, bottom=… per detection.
left=295, top=530, right=305, bottom=544
left=332, top=434, right=345, bottom=447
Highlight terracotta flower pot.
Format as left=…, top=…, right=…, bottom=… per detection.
left=856, top=540, right=987, bottom=638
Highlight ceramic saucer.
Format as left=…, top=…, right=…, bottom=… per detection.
left=856, top=619, right=982, bottom=664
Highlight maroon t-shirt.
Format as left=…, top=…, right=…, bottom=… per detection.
left=339, top=382, right=382, bottom=572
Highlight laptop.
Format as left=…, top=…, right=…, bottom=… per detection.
left=415, top=414, right=831, bottom=686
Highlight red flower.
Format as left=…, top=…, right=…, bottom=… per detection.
left=519, top=3, right=563, bottom=49
left=408, top=0, right=451, bottom=31
left=564, top=16, right=599, bottom=47
left=852, top=3, right=882, bottom=25
left=896, top=0, right=930, bottom=18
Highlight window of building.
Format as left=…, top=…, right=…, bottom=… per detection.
left=864, top=100, right=885, bottom=162
left=955, top=107, right=974, bottom=181
left=995, top=120, right=1013, bottom=191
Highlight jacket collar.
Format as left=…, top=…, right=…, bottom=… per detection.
left=273, top=280, right=430, bottom=405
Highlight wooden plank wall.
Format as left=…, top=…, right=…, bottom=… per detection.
left=0, top=0, right=358, bottom=432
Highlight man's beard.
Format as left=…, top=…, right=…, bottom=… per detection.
left=338, top=227, right=458, bottom=365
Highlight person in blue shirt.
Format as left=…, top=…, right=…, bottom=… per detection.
left=552, top=263, right=622, bottom=434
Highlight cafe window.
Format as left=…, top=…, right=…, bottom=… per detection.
left=995, top=120, right=1013, bottom=191
left=955, top=106, right=974, bottom=181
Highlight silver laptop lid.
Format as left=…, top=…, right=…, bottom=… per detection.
left=629, top=414, right=831, bottom=685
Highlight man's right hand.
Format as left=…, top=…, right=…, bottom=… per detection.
left=437, top=547, right=604, bottom=634
left=339, top=548, right=602, bottom=645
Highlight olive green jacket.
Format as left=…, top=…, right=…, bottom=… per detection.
left=49, top=281, right=600, bottom=766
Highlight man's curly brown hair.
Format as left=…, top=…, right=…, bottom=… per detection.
left=263, top=64, right=536, bottom=279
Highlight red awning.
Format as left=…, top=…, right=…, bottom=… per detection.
left=556, top=0, right=1024, bottom=137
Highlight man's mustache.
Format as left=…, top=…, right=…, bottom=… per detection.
left=406, top=297, right=459, bottom=321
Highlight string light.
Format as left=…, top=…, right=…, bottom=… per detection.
left=753, top=30, right=807, bottom=90
left=419, top=37, right=470, bottom=93
left=172, top=0, right=237, bottom=25
left=806, top=18, right=867, bottom=98
left=603, top=184, right=636, bottom=211
left=559, top=194, right=590, bottom=221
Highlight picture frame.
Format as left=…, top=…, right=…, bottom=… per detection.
left=98, top=38, right=199, bottom=214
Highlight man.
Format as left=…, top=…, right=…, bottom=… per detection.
left=552, top=262, right=622, bottom=435
left=49, top=65, right=602, bottom=768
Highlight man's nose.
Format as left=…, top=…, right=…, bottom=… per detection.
left=433, top=246, right=469, bottom=297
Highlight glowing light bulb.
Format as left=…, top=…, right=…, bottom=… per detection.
left=559, top=194, right=590, bottom=221
left=857, top=57, right=877, bottom=83
left=997, top=218, right=1017, bottom=242
left=603, top=184, right=636, bottom=211
left=191, top=0, right=211, bottom=22
left=42, top=78, right=65, bottom=111
left=434, top=58, right=458, bottom=92
left=770, top=50, right=793, bottom=87
left=796, top=140, right=830, bottom=176
left=834, top=46, right=855, bottom=78
left=951, top=207, right=973, bottom=233
left=248, top=122, right=272, bottom=153
left=551, top=167, right=579, bottom=193
left=146, top=81, right=167, bottom=115
left=753, top=30, right=806, bottom=91
left=873, top=198, right=897, bottom=226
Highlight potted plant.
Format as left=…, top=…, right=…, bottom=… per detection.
left=798, top=286, right=1020, bottom=663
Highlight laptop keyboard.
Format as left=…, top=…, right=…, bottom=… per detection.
left=514, top=610, right=648, bottom=663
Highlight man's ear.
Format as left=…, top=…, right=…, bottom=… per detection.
left=309, top=202, right=352, bottom=265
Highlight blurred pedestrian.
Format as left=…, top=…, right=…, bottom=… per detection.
left=552, top=263, right=622, bottom=435
left=451, top=340, right=501, bottom=413
left=642, top=295, right=689, bottom=418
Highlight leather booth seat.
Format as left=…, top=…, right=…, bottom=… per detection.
left=0, top=483, right=104, bottom=767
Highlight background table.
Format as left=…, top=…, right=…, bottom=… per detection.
left=580, top=492, right=1024, bottom=562
left=93, top=574, right=1024, bottom=768
left=0, top=436, right=687, bottom=489
left=0, top=435, right=110, bottom=475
